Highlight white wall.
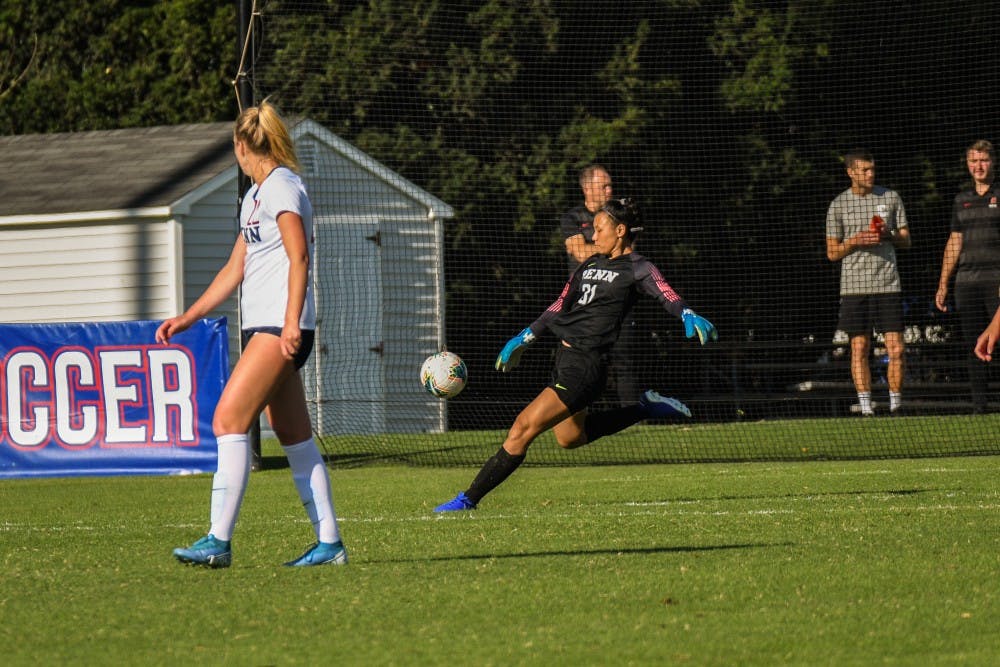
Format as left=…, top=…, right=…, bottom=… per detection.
left=0, top=219, right=173, bottom=323
left=180, top=183, right=241, bottom=366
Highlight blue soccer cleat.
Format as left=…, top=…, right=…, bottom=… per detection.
left=639, top=390, right=691, bottom=419
left=284, top=540, right=348, bottom=567
left=173, top=534, right=232, bottom=568
left=434, top=492, right=476, bottom=512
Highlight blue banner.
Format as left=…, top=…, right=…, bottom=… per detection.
left=0, top=319, right=229, bottom=478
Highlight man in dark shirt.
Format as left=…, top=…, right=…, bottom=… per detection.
left=561, top=165, right=613, bottom=272
left=936, top=139, right=1000, bottom=412
left=560, top=165, right=638, bottom=404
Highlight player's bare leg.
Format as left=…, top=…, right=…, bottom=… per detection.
left=268, top=369, right=347, bottom=565
left=552, top=409, right=589, bottom=449
left=214, top=333, right=294, bottom=436
left=505, top=388, right=573, bottom=455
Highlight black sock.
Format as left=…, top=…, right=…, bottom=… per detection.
left=465, top=447, right=526, bottom=504
left=584, top=405, right=644, bottom=442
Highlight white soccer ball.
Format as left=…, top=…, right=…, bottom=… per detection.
left=420, top=351, right=468, bottom=399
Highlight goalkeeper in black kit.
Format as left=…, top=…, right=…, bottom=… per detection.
left=434, top=197, right=717, bottom=512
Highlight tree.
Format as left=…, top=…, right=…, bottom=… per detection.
left=0, top=0, right=237, bottom=134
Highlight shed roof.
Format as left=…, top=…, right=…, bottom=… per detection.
left=0, top=123, right=235, bottom=218
left=0, top=120, right=454, bottom=222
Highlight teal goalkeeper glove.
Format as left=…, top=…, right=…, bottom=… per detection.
left=681, top=308, right=718, bottom=345
left=495, top=327, right=537, bottom=372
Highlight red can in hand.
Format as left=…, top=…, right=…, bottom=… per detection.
left=869, top=215, right=885, bottom=234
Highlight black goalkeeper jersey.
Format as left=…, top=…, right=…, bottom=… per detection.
left=530, top=252, right=687, bottom=352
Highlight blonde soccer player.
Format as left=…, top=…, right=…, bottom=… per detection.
left=158, top=101, right=345, bottom=567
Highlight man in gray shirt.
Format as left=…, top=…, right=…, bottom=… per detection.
left=826, top=149, right=912, bottom=416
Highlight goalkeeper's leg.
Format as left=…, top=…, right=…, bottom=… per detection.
left=435, top=388, right=570, bottom=511
left=442, top=388, right=692, bottom=511
left=568, top=390, right=690, bottom=447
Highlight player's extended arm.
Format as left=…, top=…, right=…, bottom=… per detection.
left=633, top=257, right=717, bottom=346
left=494, top=278, right=575, bottom=372
left=156, top=237, right=246, bottom=343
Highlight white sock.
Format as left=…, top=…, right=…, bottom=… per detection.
left=858, top=392, right=873, bottom=414
left=284, top=438, right=341, bottom=544
left=208, top=433, right=251, bottom=541
left=889, top=391, right=902, bottom=411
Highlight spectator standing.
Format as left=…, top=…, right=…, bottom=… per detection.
left=826, top=149, right=912, bottom=416
left=561, top=165, right=614, bottom=270
left=161, top=101, right=346, bottom=568
left=935, top=140, right=1000, bottom=413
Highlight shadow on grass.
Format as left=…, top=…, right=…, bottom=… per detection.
left=385, top=542, right=791, bottom=564
left=256, top=453, right=423, bottom=470
left=256, top=441, right=487, bottom=470
left=640, top=488, right=937, bottom=504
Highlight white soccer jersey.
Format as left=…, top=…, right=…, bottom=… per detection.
left=238, top=167, right=316, bottom=330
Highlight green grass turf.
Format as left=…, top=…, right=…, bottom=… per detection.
left=2, top=453, right=998, bottom=665
left=317, top=413, right=1000, bottom=466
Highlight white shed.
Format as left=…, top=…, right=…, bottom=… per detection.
left=0, top=121, right=455, bottom=435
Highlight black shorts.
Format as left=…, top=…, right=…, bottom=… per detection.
left=837, top=294, right=903, bottom=335
left=241, top=327, right=315, bottom=370
left=548, top=344, right=609, bottom=414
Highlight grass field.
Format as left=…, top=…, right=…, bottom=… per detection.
left=318, top=413, right=1000, bottom=466
left=2, top=434, right=998, bottom=665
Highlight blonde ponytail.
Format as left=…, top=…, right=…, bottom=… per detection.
left=233, top=99, right=301, bottom=172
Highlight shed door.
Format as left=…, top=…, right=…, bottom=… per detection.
left=307, top=216, right=385, bottom=434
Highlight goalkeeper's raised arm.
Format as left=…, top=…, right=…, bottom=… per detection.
left=441, top=197, right=716, bottom=513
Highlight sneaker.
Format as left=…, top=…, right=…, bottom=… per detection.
left=173, top=534, right=232, bottom=568
left=639, top=390, right=691, bottom=419
left=434, top=492, right=476, bottom=512
left=284, top=540, right=348, bottom=567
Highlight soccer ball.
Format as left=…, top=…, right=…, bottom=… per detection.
left=420, top=351, right=468, bottom=399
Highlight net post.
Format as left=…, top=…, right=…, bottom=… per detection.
left=236, top=0, right=261, bottom=470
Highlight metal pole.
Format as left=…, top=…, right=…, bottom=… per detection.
left=236, top=0, right=261, bottom=470
left=237, top=0, right=253, bottom=114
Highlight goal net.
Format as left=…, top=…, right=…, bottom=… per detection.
left=247, top=0, right=1000, bottom=465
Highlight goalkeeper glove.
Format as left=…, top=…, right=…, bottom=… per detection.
left=681, top=308, right=718, bottom=345
left=495, top=327, right=536, bottom=372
